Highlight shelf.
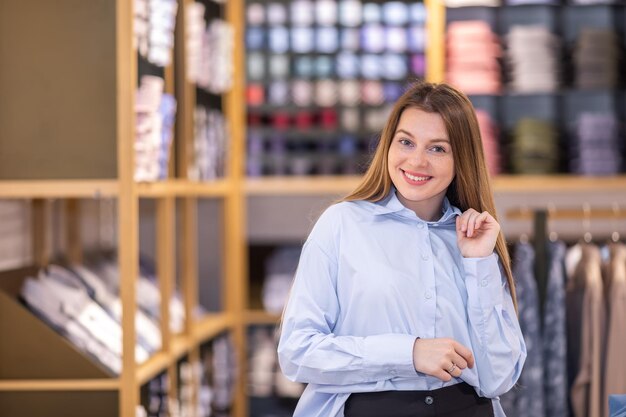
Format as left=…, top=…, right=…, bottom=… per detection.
left=245, top=310, right=281, bottom=325
left=0, top=179, right=233, bottom=199
left=136, top=351, right=171, bottom=387
left=492, top=175, right=626, bottom=193
left=0, top=180, right=118, bottom=199
left=194, top=313, right=233, bottom=343
left=245, top=175, right=362, bottom=196
left=0, top=379, right=119, bottom=392
left=245, top=175, right=626, bottom=195
left=136, top=179, right=232, bottom=198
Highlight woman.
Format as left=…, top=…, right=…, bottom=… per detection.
left=277, top=81, right=526, bottom=417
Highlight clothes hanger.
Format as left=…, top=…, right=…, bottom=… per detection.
left=582, top=202, right=593, bottom=244
left=548, top=202, right=558, bottom=243
left=610, top=202, right=621, bottom=244
left=519, top=205, right=530, bottom=244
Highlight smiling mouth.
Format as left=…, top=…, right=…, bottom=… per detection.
left=402, top=170, right=432, bottom=183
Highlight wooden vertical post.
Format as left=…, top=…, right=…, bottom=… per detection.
left=425, top=0, right=446, bottom=83
left=117, top=0, right=139, bottom=415
left=180, top=197, right=198, bottom=337
left=225, top=0, right=248, bottom=412
left=157, top=197, right=175, bottom=353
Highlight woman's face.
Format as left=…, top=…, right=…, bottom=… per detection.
left=387, top=107, right=455, bottom=221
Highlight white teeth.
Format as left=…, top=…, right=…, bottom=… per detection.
left=404, top=172, right=430, bottom=181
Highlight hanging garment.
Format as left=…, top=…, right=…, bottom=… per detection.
left=501, top=242, right=544, bottom=417
left=569, top=244, right=606, bottom=417
left=543, top=241, right=569, bottom=417
left=603, top=243, right=626, bottom=417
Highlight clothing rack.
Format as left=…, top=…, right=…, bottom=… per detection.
left=505, top=205, right=626, bottom=319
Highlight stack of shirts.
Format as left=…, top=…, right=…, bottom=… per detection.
left=446, top=21, right=502, bottom=95
left=571, top=112, right=622, bottom=176
left=573, top=28, right=619, bottom=90
left=189, top=107, right=228, bottom=181
left=445, top=0, right=499, bottom=7
left=506, top=25, right=560, bottom=93
left=135, top=75, right=177, bottom=182
left=140, top=373, right=171, bottom=417
left=211, top=335, right=238, bottom=415
left=134, top=0, right=178, bottom=67
left=510, top=118, right=559, bottom=174
left=475, top=110, right=502, bottom=176
left=505, top=0, right=558, bottom=5
left=262, top=246, right=301, bottom=314
left=570, top=0, right=618, bottom=6
left=186, top=4, right=234, bottom=93
left=186, top=3, right=206, bottom=83
left=197, top=20, right=234, bottom=94
left=248, top=326, right=305, bottom=399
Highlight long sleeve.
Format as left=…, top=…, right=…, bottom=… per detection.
left=463, top=253, right=527, bottom=398
left=277, top=238, right=419, bottom=386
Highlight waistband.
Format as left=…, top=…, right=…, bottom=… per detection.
left=344, top=382, right=493, bottom=417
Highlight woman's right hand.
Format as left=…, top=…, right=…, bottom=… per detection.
left=412, top=338, right=475, bottom=381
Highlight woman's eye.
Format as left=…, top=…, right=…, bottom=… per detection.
left=399, top=139, right=412, bottom=146
left=431, top=146, right=446, bottom=153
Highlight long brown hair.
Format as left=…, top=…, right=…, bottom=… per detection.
left=343, top=81, right=518, bottom=311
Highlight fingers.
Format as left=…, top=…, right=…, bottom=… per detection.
left=458, top=209, right=496, bottom=238
left=452, top=340, right=475, bottom=368
left=446, top=362, right=463, bottom=378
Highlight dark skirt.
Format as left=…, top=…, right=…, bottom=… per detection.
left=344, top=382, right=494, bottom=417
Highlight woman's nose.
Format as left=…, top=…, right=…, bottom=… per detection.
left=408, top=149, right=428, bottom=167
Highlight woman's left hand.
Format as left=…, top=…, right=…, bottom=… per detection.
left=456, top=209, right=500, bottom=258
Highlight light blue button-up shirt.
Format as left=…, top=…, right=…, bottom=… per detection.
left=277, top=189, right=527, bottom=417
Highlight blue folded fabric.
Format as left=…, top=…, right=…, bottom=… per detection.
left=609, top=395, right=626, bottom=417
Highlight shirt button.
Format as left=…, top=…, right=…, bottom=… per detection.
left=425, top=396, right=434, bottom=405
left=417, top=223, right=424, bottom=229
left=390, top=369, right=397, bottom=375
left=421, top=254, right=429, bottom=261
left=481, top=279, right=489, bottom=287
left=424, top=291, right=433, bottom=299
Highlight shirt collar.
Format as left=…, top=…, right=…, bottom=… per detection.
left=372, top=187, right=461, bottom=225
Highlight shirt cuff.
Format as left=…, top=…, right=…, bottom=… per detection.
left=363, top=333, right=418, bottom=378
left=463, top=253, right=503, bottom=310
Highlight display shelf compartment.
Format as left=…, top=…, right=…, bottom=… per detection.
left=0, top=267, right=115, bottom=381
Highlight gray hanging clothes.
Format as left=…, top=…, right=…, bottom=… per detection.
left=501, top=242, right=545, bottom=417
left=543, top=240, right=568, bottom=417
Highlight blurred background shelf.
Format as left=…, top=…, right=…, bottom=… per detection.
left=244, top=175, right=626, bottom=196
left=0, top=379, right=120, bottom=392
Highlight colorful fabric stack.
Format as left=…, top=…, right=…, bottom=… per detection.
left=506, top=25, right=560, bottom=93
left=446, top=21, right=502, bottom=95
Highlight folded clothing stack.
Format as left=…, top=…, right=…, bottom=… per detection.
left=510, top=118, right=560, bottom=174
left=570, top=112, right=622, bottom=175
left=446, top=21, right=502, bottom=95
left=506, top=25, right=560, bottom=93
left=573, top=28, right=619, bottom=90
left=20, top=256, right=189, bottom=375
left=186, top=3, right=234, bottom=93
left=189, top=107, right=228, bottom=181
left=134, top=0, right=178, bottom=67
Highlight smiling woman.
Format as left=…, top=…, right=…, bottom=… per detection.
left=277, top=81, right=526, bottom=417
left=387, top=109, right=455, bottom=221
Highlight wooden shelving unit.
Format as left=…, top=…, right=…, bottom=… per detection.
left=0, top=0, right=246, bottom=415
left=244, top=175, right=626, bottom=197
left=3, top=0, right=626, bottom=416
left=245, top=310, right=282, bottom=325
